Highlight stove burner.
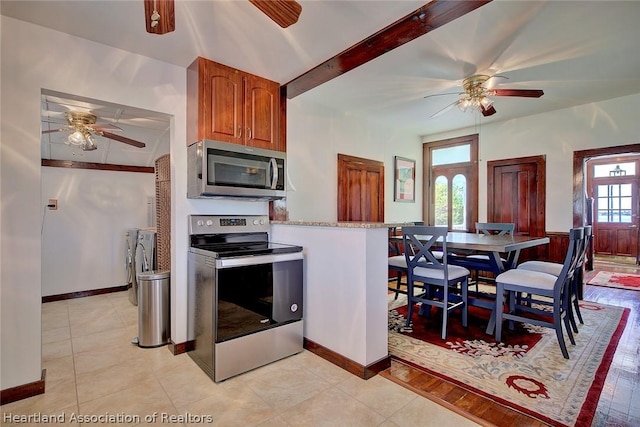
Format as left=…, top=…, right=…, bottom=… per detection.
left=190, top=241, right=302, bottom=258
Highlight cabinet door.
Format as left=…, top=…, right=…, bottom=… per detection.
left=203, top=61, right=243, bottom=144
left=244, top=75, right=279, bottom=150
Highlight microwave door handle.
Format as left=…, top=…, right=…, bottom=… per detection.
left=269, top=158, right=278, bottom=189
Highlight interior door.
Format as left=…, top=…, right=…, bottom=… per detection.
left=588, top=158, right=640, bottom=259
left=487, top=155, right=546, bottom=261
left=337, top=154, right=384, bottom=221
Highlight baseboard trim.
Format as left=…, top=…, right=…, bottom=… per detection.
left=303, top=338, right=390, bottom=379
left=42, top=285, right=129, bottom=303
left=168, top=340, right=194, bottom=355
left=0, top=369, right=46, bottom=405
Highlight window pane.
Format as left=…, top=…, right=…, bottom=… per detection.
left=432, top=145, right=470, bottom=166
left=593, top=162, right=636, bottom=177
left=620, top=183, right=632, bottom=196
left=597, top=185, right=609, bottom=198
left=451, top=174, right=467, bottom=230
left=434, top=175, right=448, bottom=226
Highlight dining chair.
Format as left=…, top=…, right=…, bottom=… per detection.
left=402, top=226, right=470, bottom=339
left=388, top=223, right=424, bottom=300
left=388, top=227, right=406, bottom=299
left=516, top=225, right=592, bottom=332
left=494, top=227, right=584, bottom=359
left=464, top=222, right=515, bottom=289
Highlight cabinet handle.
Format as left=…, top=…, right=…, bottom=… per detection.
left=247, top=127, right=252, bottom=140
left=237, top=126, right=242, bottom=138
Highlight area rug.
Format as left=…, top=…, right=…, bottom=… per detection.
left=588, top=271, right=640, bottom=291
left=388, top=297, right=629, bottom=427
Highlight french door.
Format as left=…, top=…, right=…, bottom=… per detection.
left=588, top=158, right=640, bottom=259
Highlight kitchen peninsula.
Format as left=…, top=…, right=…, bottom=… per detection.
left=270, top=220, right=411, bottom=378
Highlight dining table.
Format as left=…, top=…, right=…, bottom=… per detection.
left=389, top=230, right=550, bottom=334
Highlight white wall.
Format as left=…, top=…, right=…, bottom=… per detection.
left=285, top=98, right=422, bottom=223
left=40, top=167, right=155, bottom=296
left=0, top=16, right=186, bottom=390
left=423, top=93, right=640, bottom=232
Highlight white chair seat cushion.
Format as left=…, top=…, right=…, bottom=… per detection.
left=414, top=264, right=470, bottom=281
left=496, top=269, right=557, bottom=291
left=388, top=255, right=407, bottom=268
left=517, top=260, right=562, bottom=276
left=431, top=251, right=444, bottom=260
left=466, top=254, right=507, bottom=262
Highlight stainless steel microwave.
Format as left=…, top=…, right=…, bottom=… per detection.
left=187, top=140, right=286, bottom=200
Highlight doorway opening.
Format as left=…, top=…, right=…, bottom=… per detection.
left=573, top=144, right=640, bottom=269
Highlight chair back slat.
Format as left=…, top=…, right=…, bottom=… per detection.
left=402, top=226, right=448, bottom=272
left=475, top=222, right=515, bottom=236
left=554, top=227, right=585, bottom=297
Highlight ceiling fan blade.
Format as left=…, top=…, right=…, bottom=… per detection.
left=144, top=0, right=175, bottom=35
left=42, top=128, right=66, bottom=134
left=430, top=99, right=462, bottom=118
left=101, top=131, right=146, bottom=148
left=424, top=91, right=464, bottom=99
left=481, top=105, right=497, bottom=117
left=492, top=89, right=544, bottom=98
left=90, top=123, right=123, bottom=132
left=248, top=0, right=302, bottom=28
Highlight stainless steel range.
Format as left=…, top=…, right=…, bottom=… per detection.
left=187, top=214, right=303, bottom=382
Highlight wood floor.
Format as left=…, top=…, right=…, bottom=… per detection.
left=381, top=260, right=640, bottom=427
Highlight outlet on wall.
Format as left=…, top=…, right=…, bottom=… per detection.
left=48, top=199, right=58, bottom=210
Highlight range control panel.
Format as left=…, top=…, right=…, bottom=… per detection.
left=189, top=215, right=269, bottom=235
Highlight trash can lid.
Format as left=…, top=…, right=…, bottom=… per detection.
left=137, top=270, right=170, bottom=280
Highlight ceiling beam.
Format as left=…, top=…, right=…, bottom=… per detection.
left=283, top=0, right=492, bottom=99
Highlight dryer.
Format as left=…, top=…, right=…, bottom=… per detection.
left=130, top=228, right=157, bottom=306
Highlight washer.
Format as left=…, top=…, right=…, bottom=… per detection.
left=131, top=228, right=157, bottom=306
left=125, top=229, right=139, bottom=305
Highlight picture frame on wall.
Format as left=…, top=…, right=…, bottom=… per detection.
left=394, top=156, right=415, bottom=202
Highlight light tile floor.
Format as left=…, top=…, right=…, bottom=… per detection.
left=2, top=291, right=479, bottom=427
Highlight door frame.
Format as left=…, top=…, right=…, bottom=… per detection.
left=573, top=144, right=640, bottom=265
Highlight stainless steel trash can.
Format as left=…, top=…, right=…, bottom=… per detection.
left=136, top=270, right=170, bottom=348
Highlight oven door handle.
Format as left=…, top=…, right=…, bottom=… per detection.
left=216, top=252, right=303, bottom=268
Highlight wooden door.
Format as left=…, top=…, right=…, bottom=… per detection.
left=487, top=156, right=546, bottom=260
left=337, top=154, right=384, bottom=222
left=587, top=158, right=640, bottom=259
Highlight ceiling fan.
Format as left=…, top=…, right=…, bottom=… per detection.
left=42, top=111, right=146, bottom=152
left=428, top=74, right=544, bottom=118
left=144, top=0, right=302, bottom=35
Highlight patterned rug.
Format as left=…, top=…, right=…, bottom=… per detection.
left=388, top=296, right=629, bottom=427
left=588, top=271, right=640, bottom=291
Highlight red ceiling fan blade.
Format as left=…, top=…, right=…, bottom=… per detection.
left=481, top=105, right=497, bottom=117
left=249, top=0, right=302, bottom=28
left=42, top=128, right=66, bottom=134
left=492, top=89, right=544, bottom=98
left=101, top=131, right=146, bottom=148
left=144, top=0, right=175, bottom=35
left=90, top=123, right=123, bottom=132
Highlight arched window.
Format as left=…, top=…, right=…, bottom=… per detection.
left=424, top=135, right=478, bottom=231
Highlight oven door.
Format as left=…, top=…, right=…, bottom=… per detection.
left=215, top=252, right=303, bottom=342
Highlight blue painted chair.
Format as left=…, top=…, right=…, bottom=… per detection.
left=402, top=226, right=470, bottom=339
left=494, top=227, right=584, bottom=359
left=465, top=222, right=515, bottom=289
left=517, top=225, right=592, bottom=332
left=388, top=222, right=424, bottom=300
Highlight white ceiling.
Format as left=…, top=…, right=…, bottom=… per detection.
left=3, top=0, right=640, bottom=165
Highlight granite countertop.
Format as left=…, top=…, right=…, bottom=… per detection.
left=270, top=221, right=414, bottom=229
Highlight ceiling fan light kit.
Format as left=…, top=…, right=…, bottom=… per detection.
left=430, top=74, right=544, bottom=118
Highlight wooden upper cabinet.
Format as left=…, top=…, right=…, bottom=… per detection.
left=187, top=57, right=282, bottom=151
